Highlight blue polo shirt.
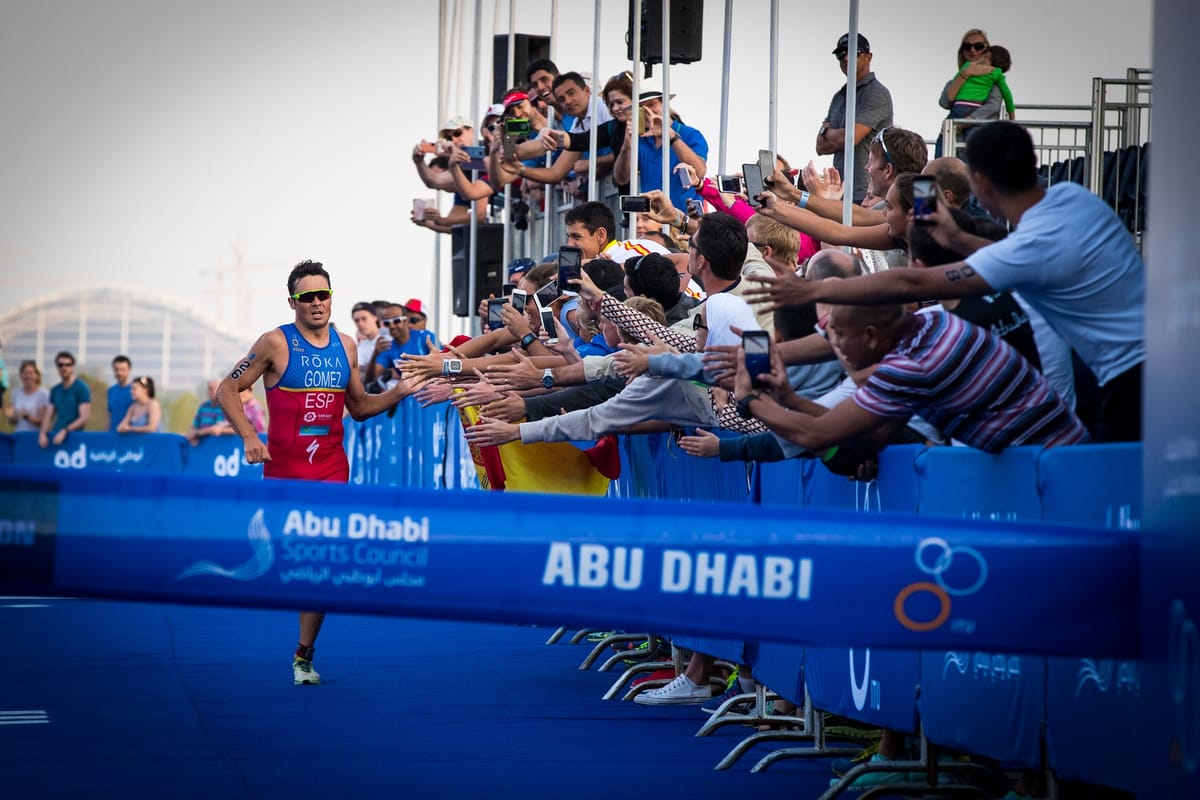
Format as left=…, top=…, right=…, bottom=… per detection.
left=107, top=383, right=133, bottom=432
left=636, top=119, right=709, bottom=210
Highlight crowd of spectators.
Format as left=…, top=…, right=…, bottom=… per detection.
left=397, top=27, right=1143, bottom=796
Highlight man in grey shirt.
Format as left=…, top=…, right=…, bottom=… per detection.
left=815, top=33, right=894, bottom=204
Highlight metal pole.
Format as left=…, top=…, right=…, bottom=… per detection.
left=1089, top=76, right=1105, bottom=197
left=660, top=0, right=670, bottom=201
left=542, top=0, right=558, bottom=255
left=718, top=0, right=732, bottom=175
left=468, top=0, right=482, bottom=335
left=502, top=2, right=515, bottom=269
left=768, top=0, right=778, bottom=155
left=630, top=0, right=641, bottom=195
left=841, top=0, right=859, bottom=228
left=588, top=0, right=601, bottom=201
left=433, top=0, right=448, bottom=336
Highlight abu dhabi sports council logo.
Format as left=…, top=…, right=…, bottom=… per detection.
left=1075, top=658, right=1140, bottom=700
left=894, top=537, right=988, bottom=633
left=177, top=509, right=274, bottom=582
left=943, top=651, right=971, bottom=678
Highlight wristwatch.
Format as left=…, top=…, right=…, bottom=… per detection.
left=735, top=392, right=762, bottom=420
left=542, top=368, right=555, bottom=389
left=442, top=358, right=463, bottom=377
left=819, top=126, right=829, bottom=140
left=519, top=332, right=538, bottom=350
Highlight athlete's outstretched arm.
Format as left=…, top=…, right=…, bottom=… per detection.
left=340, top=331, right=421, bottom=420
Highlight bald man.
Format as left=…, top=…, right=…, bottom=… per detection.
left=734, top=296, right=1088, bottom=454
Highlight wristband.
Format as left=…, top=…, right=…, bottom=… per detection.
left=735, top=393, right=762, bottom=420
left=519, top=332, right=538, bottom=350
left=799, top=191, right=811, bottom=209
left=676, top=212, right=687, bottom=233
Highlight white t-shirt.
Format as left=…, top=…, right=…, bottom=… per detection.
left=966, top=182, right=1144, bottom=386
left=12, top=386, right=50, bottom=432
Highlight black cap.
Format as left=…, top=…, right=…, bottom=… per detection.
left=351, top=301, right=379, bottom=317
left=833, top=33, right=870, bottom=55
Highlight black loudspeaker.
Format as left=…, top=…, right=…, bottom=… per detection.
left=451, top=223, right=505, bottom=317
left=493, top=34, right=551, bottom=103
left=626, top=0, right=704, bottom=65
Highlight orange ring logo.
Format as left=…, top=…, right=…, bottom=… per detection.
left=894, top=581, right=951, bottom=632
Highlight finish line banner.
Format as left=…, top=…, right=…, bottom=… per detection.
left=0, top=466, right=1138, bottom=657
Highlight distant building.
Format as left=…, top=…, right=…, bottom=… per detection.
left=0, top=286, right=251, bottom=392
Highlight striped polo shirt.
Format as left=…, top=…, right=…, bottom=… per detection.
left=853, top=309, right=1088, bottom=453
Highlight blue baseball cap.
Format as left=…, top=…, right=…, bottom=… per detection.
left=507, top=257, right=537, bottom=280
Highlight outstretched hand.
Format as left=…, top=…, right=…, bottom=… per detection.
left=740, top=271, right=817, bottom=313
left=462, top=416, right=522, bottom=447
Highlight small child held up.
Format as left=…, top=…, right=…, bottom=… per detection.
left=952, top=44, right=1016, bottom=120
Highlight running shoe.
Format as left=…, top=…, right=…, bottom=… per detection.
left=830, top=740, right=880, bottom=776
left=701, top=678, right=754, bottom=715
left=293, top=657, right=321, bottom=685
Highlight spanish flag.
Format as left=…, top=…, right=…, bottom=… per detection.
left=455, top=394, right=612, bottom=495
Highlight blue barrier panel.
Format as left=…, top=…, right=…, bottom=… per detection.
left=0, top=433, right=11, bottom=464
left=345, top=398, right=477, bottom=490
left=1037, top=443, right=1142, bottom=528
left=1039, top=442, right=1143, bottom=791
left=754, top=458, right=807, bottom=506
left=0, top=465, right=1139, bottom=656
left=611, top=434, right=661, bottom=499
left=874, top=445, right=923, bottom=515
left=1045, top=656, right=1142, bottom=790
left=9, top=431, right=187, bottom=474
left=181, top=436, right=266, bottom=481
left=673, top=635, right=746, bottom=667
left=802, top=458, right=860, bottom=510
left=914, top=446, right=1043, bottom=522
left=749, top=641, right=806, bottom=706
left=918, top=649, right=1045, bottom=767
left=805, top=646, right=919, bottom=734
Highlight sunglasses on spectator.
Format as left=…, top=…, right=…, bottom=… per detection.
left=442, top=128, right=467, bottom=138
left=408, top=316, right=422, bottom=324
left=874, top=127, right=894, bottom=165
left=382, top=316, right=409, bottom=326
left=834, top=49, right=865, bottom=60
left=962, top=41, right=988, bottom=52
left=291, top=289, right=332, bottom=303
left=56, top=361, right=74, bottom=368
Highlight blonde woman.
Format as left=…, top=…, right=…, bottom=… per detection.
left=4, top=360, right=50, bottom=432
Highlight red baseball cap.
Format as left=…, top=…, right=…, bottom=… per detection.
left=403, top=298, right=426, bottom=315
left=502, top=90, right=529, bottom=108
left=442, top=334, right=472, bottom=352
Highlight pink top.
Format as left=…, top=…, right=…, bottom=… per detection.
left=695, top=178, right=821, bottom=264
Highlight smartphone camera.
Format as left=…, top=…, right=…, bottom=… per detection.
left=911, top=175, right=938, bottom=224
left=620, top=195, right=651, bottom=213
left=557, top=246, right=583, bottom=295
left=510, top=289, right=528, bottom=314
left=742, top=163, right=765, bottom=209
left=539, top=307, right=558, bottom=344
left=504, top=118, right=532, bottom=138
left=718, top=175, right=742, bottom=194
left=742, top=331, right=772, bottom=389
left=486, top=297, right=510, bottom=332
left=685, top=198, right=703, bottom=218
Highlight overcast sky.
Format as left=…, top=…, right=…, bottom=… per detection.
left=0, top=0, right=1152, bottom=346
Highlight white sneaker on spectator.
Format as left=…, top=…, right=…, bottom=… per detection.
left=633, top=673, right=711, bottom=705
